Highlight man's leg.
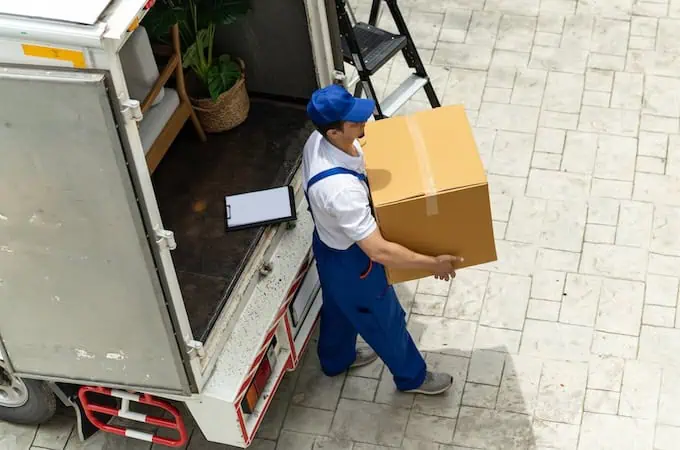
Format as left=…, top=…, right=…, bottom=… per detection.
left=316, top=290, right=359, bottom=376
left=350, top=285, right=427, bottom=391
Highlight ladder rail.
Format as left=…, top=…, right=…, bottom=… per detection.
left=336, top=0, right=386, bottom=118
left=336, top=0, right=440, bottom=117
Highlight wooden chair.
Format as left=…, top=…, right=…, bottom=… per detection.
left=120, top=23, right=207, bottom=174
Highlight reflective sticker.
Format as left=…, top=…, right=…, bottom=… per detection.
left=21, top=44, right=86, bottom=68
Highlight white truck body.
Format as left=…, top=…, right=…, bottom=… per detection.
left=0, top=0, right=338, bottom=446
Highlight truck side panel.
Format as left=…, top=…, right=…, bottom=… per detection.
left=0, top=66, right=191, bottom=394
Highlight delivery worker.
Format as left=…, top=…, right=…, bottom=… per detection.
left=303, top=84, right=462, bottom=395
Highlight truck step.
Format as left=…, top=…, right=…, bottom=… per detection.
left=77, top=387, right=188, bottom=448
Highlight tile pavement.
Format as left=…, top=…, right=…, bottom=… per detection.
left=10, top=0, right=680, bottom=448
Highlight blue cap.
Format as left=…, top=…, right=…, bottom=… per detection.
left=307, top=84, right=375, bottom=125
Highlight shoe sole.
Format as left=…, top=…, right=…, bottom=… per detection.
left=404, top=377, right=454, bottom=395
left=350, top=354, right=379, bottom=369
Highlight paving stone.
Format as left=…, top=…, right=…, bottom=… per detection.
left=644, top=75, right=680, bottom=118
left=596, top=278, right=645, bottom=336
left=639, top=326, right=680, bottom=367
left=34, top=414, right=73, bottom=449
left=616, top=201, right=654, bottom=248
left=561, top=130, right=597, bottom=174
left=529, top=45, right=589, bottom=73
left=584, top=389, right=620, bottom=414
left=497, top=354, right=543, bottom=414
left=440, top=9, right=472, bottom=43
left=590, top=178, right=633, bottom=200
left=468, top=349, right=506, bottom=385
left=531, top=152, right=562, bottom=170
left=473, top=325, right=523, bottom=354
left=578, top=413, right=655, bottom=450
left=433, top=42, right=493, bottom=69
left=483, top=86, right=512, bottom=103
left=488, top=130, right=535, bottom=177
left=560, top=274, right=602, bottom=327
left=534, top=361, right=588, bottom=424
left=408, top=315, right=476, bottom=356
left=330, top=399, right=409, bottom=447
left=588, top=355, right=625, bottom=391
left=642, top=305, right=675, bottom=327
left=283, top=406, right=334, bottom=435
left=658, top=369, right=680, bottom=426
left=341, top=376, right=378, bottom=402
left=491, top=49, right=530, bottom=70
left=636, top=155, right=666, bottom=174
left=645, top=274, right=679, bottom=307
left=462, top=382, right=498, bottom=408
left=618, top=360, right=661, bottom=419
left=526, top=168, right=590, bottom=200
left=527, top=298, right=561, bottom=321
left=582, top=90, right=610, bottom=107
left=652, top=206, right=680, bottom=256
left=587, top=198, right=620, bottom=225
left=453, top=407, right=535, bottom=449
left=578, top=106, right=639, bottom=137
left=413, top=293, right=447, bottom=316
left=443, top=68, right=487, bottom=110
left=543, top=71, right=584, bottom=113
left=532, top=419, right=580, bottom=450
left=584, top=223, right=616, bottom=244
left=534, top=127, right=566, bottom=153
left=477, top=102, right=540, bottom=133
left=591, top=331, right=639, bottom=359
left=445, top=269, right=489, bottom=321
left=466, top=10, right=502, bottom=46
left=405, top=413, right=455, bottom=444
left=655, top=424, right=680, bottom=450
left=534, top=31, right=562, bottom=47
left=591, top=18, right=630, bottom=56
left=585, top=69, right=614, bottom=92
left=480, top=273, right=531, bottom=330
left=580, top=243, right=648, bottom=281
left=535, top=248, right=580, bottom=272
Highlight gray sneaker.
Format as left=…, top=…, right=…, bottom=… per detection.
left=404, top=371, right=453, bottom=395
left=350, top=346, right=379, bottom=368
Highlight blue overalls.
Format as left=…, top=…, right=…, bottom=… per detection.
left=305, top=167, right=427, bottom=391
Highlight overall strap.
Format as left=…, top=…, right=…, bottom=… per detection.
left=304, top=167, right=369, bottom=221
left=307, top=167, right=367, bottom=191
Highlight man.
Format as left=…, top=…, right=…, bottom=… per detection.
left=303, top=84, right=462, bottom=395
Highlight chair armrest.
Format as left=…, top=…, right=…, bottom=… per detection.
left=140, top=53, right=179, bottom=114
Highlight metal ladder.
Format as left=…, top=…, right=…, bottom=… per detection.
left=335, top=0, right=441, bottom=119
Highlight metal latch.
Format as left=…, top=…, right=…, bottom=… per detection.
left=153, top=226, right=176, bottom=250
left=186, top=340, right=205, bottom=359
left=120, top=98, right=143, bottom=122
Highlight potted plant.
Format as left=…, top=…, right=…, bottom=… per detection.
left=144, top=0, right=252, bottom=133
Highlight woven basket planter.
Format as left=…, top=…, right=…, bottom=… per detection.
left=189, top=58, right=250, bottom=133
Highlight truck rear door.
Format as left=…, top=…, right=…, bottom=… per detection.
left=0, top=65, right=196, bottom=395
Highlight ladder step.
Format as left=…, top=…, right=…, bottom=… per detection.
left=341, top=22, right=407, bottom=75
left=382, top=74, right=429, bottom=117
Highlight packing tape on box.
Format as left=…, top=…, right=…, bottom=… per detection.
left=405, top=115, right=439, bottom=216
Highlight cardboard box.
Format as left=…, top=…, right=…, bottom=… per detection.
left=363, top=105, right=497, bottom=284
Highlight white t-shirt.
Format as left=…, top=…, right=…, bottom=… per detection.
left=302, top=131, right=377, bottom=250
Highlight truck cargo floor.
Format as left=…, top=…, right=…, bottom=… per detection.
left=151, top=98, right=313, bottom=341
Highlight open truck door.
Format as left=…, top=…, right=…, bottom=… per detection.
left=0, top=65, right=199, bottom=396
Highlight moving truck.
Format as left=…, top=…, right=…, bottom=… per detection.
left=0, top=0, right=345, bottom=447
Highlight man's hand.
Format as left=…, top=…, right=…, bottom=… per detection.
left=431, top=255, right=464, bottom=281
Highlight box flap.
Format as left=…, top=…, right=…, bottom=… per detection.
left=363, top=105, right=486, bottom=207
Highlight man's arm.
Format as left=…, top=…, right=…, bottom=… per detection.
left=357, top=228, right=461, bottom=280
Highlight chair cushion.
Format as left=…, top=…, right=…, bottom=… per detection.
left=119, top=25, right=164, bottom=106
left=139, top=88, right=180, bottom=153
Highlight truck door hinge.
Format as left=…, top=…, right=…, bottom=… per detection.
left=186, top=340, right=205, bottom=360
left=153, top=226, right=176, bottom=250
left=120, top=98, right=143, bottom=122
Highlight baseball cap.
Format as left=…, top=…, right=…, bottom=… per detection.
left=307, top=84, right=376, bottom=125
